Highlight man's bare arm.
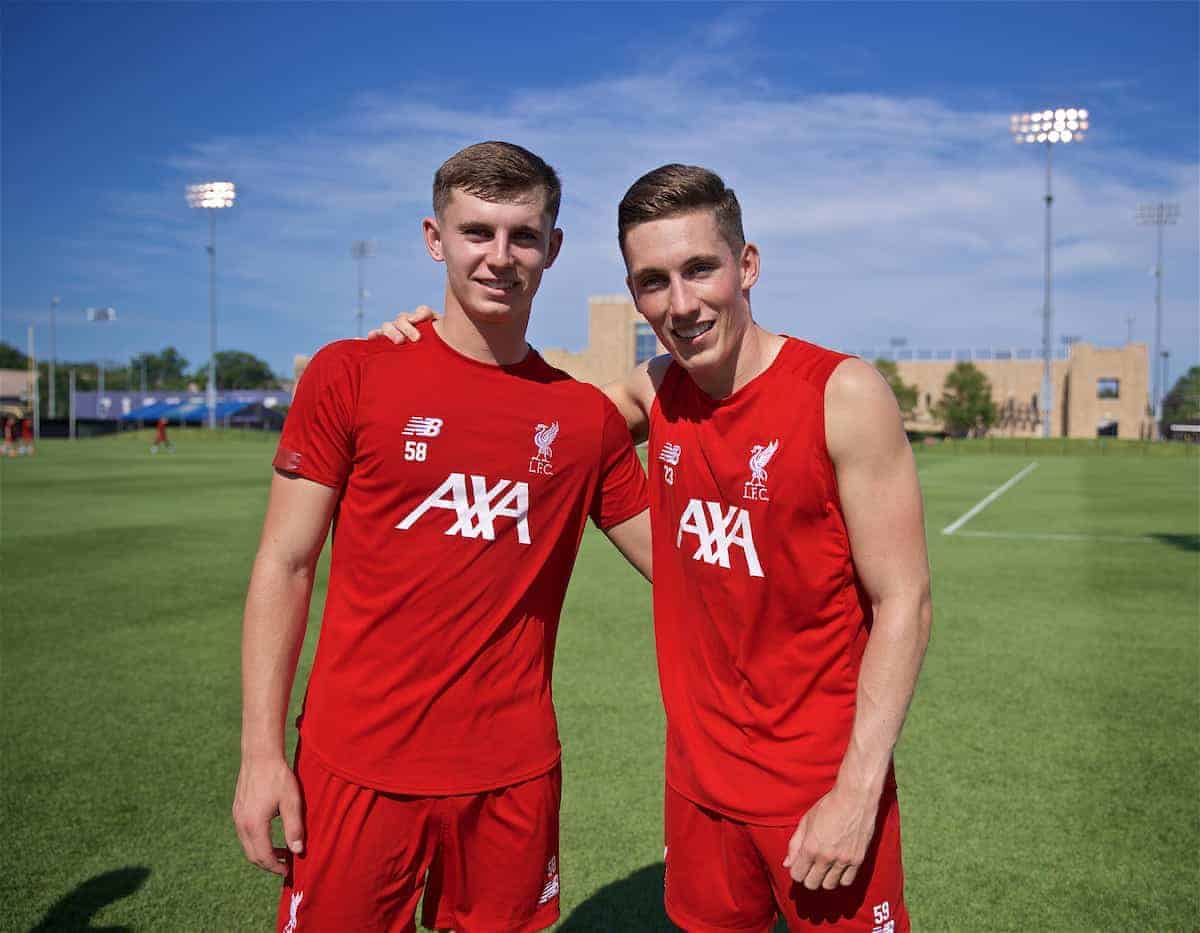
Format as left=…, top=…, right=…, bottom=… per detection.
left=784, top=358, right=932, bottom=890
left=232, top=471, right=338, bottom=875
left=602, top=508, right=652, bottom=581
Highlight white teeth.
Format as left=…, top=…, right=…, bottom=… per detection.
left=673, top=321, right=714, bottom=340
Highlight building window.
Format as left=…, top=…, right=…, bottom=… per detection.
left=635, top=322, right=657, bottom=364
left=1097, top=378, right=1120, bottom=399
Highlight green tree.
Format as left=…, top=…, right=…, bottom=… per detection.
left=936, top=362, right=997, bottom=437
left=133, top=347, right=190, bottom=389
left=1161, top=366, right=1200, bottom=428
left=0, top=341, right=29, bottom=369
left=872, top=358, right=919, bottom=418
left=196, top=351, right=279, bottom=389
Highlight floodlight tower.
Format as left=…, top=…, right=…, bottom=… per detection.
left=1010, top=107, right=1089, bottom=437
left=1136, top=201, right=1180, bottom=438
left=351, top=240, right=376, bottom=338
left=85, top=307, right=117, bottom=404
left=186, top=181, right=237, bottom=429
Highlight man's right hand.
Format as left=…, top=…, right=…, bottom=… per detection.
left=368, top=305, right=440, bottom=343
left=232, top=756, right=305, bottom=875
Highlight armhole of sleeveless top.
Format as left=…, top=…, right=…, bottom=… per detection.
left=649, top=359, right=684, bottom=425
left=812, top=350, right=855, bottom=516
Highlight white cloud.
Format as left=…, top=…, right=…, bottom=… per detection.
left=39, top=22, right=1198, bottom=379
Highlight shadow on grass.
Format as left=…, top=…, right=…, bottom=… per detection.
left=558, top=864, right=787, bottom=932
left=559, top=863, right=671, bottom=932
left=1150, top=533, right=1200, bottom=552
left=30, top=866, right=150, bottom=932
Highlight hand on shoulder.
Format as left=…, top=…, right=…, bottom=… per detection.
left=367, top=306, right=440, bottom=343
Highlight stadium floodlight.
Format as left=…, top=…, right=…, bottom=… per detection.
left=1009, top=105, right=1089, bottom=437
left=186, top=180, right=237, bottom=429
left=351, top=240, right=377, bottom=338
left=1136, top=201, right=1181, bottom=439
left=85, top=307, right=117, bottom=402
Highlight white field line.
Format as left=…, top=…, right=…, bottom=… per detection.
left=955, top=530, right=1156, bottom=544
left=942, top=461, right=1039, bottom=536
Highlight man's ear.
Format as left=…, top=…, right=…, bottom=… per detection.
left=544, top=227, right=564, bottom=269
left=422, top=217, right=444, bottom=263
left=740, top=242, right=761, bottom=291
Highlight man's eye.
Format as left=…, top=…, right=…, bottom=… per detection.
left=639, top=277, right=666, bottom=290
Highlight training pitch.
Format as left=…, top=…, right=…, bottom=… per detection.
left=2, top=432, right=1197, bottom=931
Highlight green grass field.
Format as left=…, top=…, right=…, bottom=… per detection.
left=2, top=432, right=1197, bottom=931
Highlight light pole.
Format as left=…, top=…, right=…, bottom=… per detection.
left=1136, top=201, right=1180, bottom=439
left=1011, top=107, right=1089, bottom=437
left=49, top=296, right=60, bottom=418
left=186, top=181, right=237, bottom=429
left=86, top=307, right=117, bottom=412
left=351, top=240, right=376, bottom=338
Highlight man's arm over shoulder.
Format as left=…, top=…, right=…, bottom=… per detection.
left=602, top=354, right=672, bottom=445
left=784, top=357, right=932, bottom=889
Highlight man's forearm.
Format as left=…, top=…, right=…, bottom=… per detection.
left=835, top=588, right=932, bottom=798
left=240, top=554, right=316, bottom=761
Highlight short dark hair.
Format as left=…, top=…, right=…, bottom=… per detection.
left=618, top=164, right=745, bottom=255
left=433, top=141, right=562, bottom=225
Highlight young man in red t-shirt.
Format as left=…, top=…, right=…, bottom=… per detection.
left=233, top=142, right=650, bottom=933
left=379, top=164, right=931, bottom=932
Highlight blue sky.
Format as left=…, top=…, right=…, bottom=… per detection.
left=3, top=2, right=1197, bottom=383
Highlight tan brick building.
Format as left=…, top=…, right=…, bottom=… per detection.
left=535, top=297, right=1153, bottom=440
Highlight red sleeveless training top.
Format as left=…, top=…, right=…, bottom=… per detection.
left=648, top=337, right=893, bottom=825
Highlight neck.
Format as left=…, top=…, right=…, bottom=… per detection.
left=691, top=323, right=786, bottom=399
left=438, top=288, right=531, bottom=366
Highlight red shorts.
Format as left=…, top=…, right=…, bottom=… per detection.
left=277, top=744, right=561, bottom=933
left=663, top=784, right=908, bottom=933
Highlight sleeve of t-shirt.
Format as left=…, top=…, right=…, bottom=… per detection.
left=590, top=395, right=649, bottom=530
left=272, top=342, right=359, bottom=488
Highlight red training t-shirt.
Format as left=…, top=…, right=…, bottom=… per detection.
left=648, top=338, right=895, bottom=825
left=274, top=322, right=648, bottom=795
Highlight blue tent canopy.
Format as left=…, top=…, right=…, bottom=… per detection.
left=120, top=399, right=253, bottom=423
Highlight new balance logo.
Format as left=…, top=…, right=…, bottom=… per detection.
left=402, top=416, right=443, bottom=437
left=397, top=473, right=531, bottom=544
left=659, top=443, right=682, bottom=486
left=676, top=499, right=764, bottom=578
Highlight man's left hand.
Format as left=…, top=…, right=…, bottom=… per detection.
left=783, top=784, right=880, bottom=890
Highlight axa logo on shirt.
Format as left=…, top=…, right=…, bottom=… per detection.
left=402, top=416, right=443, bottom=437
left=676, top=499, right=764, bottom=578
left=397, top=473, right=531, bottom=544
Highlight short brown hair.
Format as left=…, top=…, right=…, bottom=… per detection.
left=618, top=164, right=746, bottom=255
left=433, top=141, right=562, bottom=224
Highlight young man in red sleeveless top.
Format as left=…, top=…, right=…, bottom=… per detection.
left=234, top=142, right=651, bottom=933
left=602, top=164, right=932, bottom=932
left=377, top=164, right=931, bottom=932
